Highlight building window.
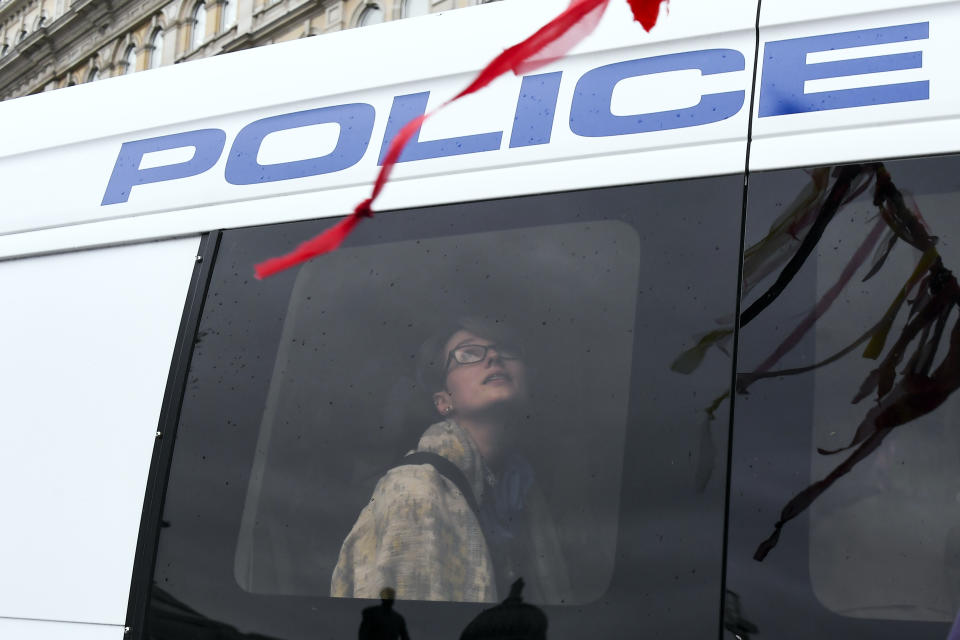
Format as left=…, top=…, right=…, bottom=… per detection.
left=402, top=0, right=429, bottom=17
left=220, top=0, right=236, bottom=31
left=357, top=3, right=384, bottom=26
left=87, top=66, right=99, bottom=82
left=149, top=29, right=164, bottom=69
left=124, top=45, right=137, bottom=74
left=191, top=2, right=206, bottom=50
left=0, top=44, right=8, bottom=57
left=18, top=29, right=27, bottom=42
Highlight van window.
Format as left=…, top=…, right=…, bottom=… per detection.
left=147, top=177, right=743, bottom=638
left=727, top=154, right=960, bottom=639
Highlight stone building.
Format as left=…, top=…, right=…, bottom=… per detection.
left=0, top=0, right=490, bottom=101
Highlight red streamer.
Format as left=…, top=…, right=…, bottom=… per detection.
left=255, top=0, right=667, bottom=279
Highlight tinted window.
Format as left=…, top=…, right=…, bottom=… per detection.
left=146, top=177, right=743, bottom=639
left=727, top=155, right=960, bottom=639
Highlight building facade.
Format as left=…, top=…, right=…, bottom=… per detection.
left=0, top=0, right=490, bottom=101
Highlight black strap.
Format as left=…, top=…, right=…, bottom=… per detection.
left=396, top=451, right=482, bottom=517
left=397, top=452, right=520, bottom=596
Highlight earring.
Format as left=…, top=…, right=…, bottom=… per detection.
left=443, top=407, right=452, bottom=415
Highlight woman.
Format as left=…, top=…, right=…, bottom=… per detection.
left=331, top=318, right=570, bottom=603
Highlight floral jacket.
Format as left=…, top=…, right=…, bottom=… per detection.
left=330, top=420, right=570, bottom=603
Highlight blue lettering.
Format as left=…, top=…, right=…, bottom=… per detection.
left=509, top=72, right=563, bottom=148
left=378, top=92, right=502, bottom=164
left=569, top=49, right=745, bottom=137
left=759, top=22, right=929, bottom=117
left=101, top=129, right=225, bottom=205
left=225, top=103, right=375, bottom=185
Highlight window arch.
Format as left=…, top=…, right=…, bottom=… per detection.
left=220, top=0, right=236, bottom=31
left=149, top=28, right=164, bottom=69
left=191, top=2, right=206, bottom=50
left=402, top=0, right=429, bottom=18
left=357, top=3, right=384, bottom=26
left=124, top=44, right=137, bottom=74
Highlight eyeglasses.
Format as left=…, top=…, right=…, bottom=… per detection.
left=444, top=343, right=523, bottom=373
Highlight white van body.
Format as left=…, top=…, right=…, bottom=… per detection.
left=0, top=0, right=957, bottom=637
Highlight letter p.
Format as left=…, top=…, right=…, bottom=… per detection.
left=101, top=129, right=226, bottom=205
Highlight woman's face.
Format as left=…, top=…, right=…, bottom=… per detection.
left=434, top=329, right=528, bottom=418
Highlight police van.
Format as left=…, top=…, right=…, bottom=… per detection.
left=2, top=0, right=959, bottom=638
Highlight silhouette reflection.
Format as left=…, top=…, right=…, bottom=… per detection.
left=358, top=587, right=411, bottom=640
left=459, top=578, right=547, bottom=640
left=723, top=590, right=758, bottom=640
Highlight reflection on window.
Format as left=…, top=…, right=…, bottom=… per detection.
left=402, top=0, right=429, bottom=18
left=729, top=155, right=960, bottom=627
left=149, top=29, right=164, bottom=69
left=805, top=159, right=960, bottom=622
left=358, top=3, right=384, bottom=26
left=191, top=2, right=206, bottom=50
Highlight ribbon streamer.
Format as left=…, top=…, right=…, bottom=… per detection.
left=255, top=0, right=667, bottom=279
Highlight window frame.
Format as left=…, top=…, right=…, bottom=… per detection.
left=124, top=44, right=137, bottom=75
left=724, top=153, right=960, bottom=640
left=123, top=232, right=222, bottom=638
left=356, top=2, right=385, bottom=27
left=190, top=1, right=207, bottom=50
left=401, top=0, right=430, bottom=19
left=219, top=0, right=236, bottom=32
left=126, top=176, right=747, bottom=640
left=148, top=28, right=164, bottom=69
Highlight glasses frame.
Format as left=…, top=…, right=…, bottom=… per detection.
left=443, top=343, right=523, bottom=376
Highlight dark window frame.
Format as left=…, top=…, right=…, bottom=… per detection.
left=128, top=177, right=746, bottom=640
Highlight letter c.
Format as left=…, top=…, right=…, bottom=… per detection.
left=570, top=49, right=745, bottom=137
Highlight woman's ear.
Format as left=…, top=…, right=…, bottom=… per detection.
left=433, top=391, right=453, bottom=416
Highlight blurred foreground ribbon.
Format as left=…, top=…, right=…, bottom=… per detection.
left=255, top=0, right=668, bottom=279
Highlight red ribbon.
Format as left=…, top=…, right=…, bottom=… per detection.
left=255, top=0, right=667, bottom=279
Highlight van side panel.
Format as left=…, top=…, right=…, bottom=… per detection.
left=0, top=237, right=200, bottom=625
left=751, top=1, right=960, bottom=169
left=0, top=0, right=758, bottom=261
left=0, top=619, right=125, bottom=640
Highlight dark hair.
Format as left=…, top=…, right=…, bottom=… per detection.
left=416, top=317, right=524, bottom=393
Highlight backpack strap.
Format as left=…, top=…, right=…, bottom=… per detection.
left=395, top=451, right=482, bottom=517
left=397, top=452, right=518, bottom=597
